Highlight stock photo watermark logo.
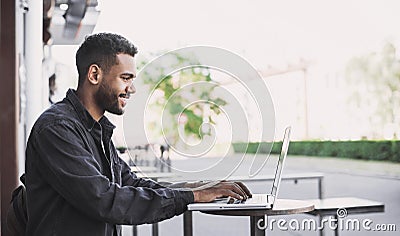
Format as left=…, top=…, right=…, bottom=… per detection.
left=257, top=208, right=397, bottom=232
left=123, top=46, right=275, bottom=181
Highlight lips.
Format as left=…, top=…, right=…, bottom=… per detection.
left=118, top=93, right=130, bottom=107
left=119, top=93, right=130, bottom=99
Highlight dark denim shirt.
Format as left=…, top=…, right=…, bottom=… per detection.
left=25, top=89, right=194, bottom=236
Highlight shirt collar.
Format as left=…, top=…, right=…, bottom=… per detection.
left=66, top=89, right=116, bottom=131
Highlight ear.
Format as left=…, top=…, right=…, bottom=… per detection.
left=87, top=64, right=102, bottom=85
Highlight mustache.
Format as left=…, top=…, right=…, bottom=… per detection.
left=119, top=93, right=131, bottom=99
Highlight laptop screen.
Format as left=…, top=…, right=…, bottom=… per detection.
left=270, top=127, right=291, bottom=199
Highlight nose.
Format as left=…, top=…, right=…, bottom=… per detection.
left=128, top=82, right=136, bottom=95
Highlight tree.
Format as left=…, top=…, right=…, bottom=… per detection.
left=345, top=42, right=400, bottom=139
left=139, top=53, right=227, bottom=146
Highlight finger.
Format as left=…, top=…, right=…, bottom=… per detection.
left=231, top=183, right=248, bottom=199
left=227, top=196, right=235, bottom=204
left=222, top=189, right=243, bottom=200
left=235, top=182, right=252, bottom=198
left=216, top=182, right=246, bottom=199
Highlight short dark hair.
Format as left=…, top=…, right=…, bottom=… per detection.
left=76, top=33, right=138, bottom=85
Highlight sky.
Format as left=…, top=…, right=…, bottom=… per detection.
left=52, top=0, right=400, bottom=144
left=94, top=0, right=400, bottom=68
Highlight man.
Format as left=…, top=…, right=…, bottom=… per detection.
left=25, top=33, right=251, bottom=235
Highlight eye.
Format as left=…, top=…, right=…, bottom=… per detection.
left=120, top=73, right=135, bottom=81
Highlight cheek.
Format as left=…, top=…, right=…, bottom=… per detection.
left=99, top=82, right=116, bottom=101
left=102, top=80, right=118, bottom=92
left=110, top=80, right=125, bottom=91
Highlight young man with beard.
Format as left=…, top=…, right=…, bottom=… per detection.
left=25, top=33, right=251, bottom=236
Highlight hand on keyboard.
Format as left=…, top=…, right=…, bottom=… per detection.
left=227, top=196, right=247, bottom=204
left=192, top=181, right=252, bottom=203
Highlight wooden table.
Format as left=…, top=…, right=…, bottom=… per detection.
left=181, top=172, right=323, bottom=236
left=184, top=199, right=315, bottom=236
left=306, top=197, right=385, bottom=236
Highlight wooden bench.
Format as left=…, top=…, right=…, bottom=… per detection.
left=226, top=175, right=385, bottom=236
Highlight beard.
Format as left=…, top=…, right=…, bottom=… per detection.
left=95, top=81, right=124, bottom=115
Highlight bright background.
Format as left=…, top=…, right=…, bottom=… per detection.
left=51, top=0, right=400, bottom=144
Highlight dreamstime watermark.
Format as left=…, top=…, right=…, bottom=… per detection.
left=257, top=208, right=397, bottom=232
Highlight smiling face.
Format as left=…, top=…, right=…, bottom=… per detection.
left=94, top=53, right=136, bottom=115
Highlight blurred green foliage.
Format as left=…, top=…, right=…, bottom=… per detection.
left=139, top=53, right=226, bottom=144
left=233, top=141, right=400, bottom=162
left=345, top=42, right=400, bottom=139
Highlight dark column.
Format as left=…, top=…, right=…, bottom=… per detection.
left=183, top=211, right=193, bottom=236
left=0, top=0, right=19, bottom=234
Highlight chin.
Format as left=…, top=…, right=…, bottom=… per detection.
left=114, top=110, right=124, bottom=116
left=107, top=108, right=124, bottom=116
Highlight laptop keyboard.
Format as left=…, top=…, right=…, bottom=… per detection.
left=227, top=195, right=266, bottom=204
left=227, top=198, right=245, bottom=204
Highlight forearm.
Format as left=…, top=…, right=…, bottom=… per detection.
left=160, top=181, right=208, bottom=189
left=86, top=184, right=194, bottom=224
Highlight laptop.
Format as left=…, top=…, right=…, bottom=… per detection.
left=187, top=126, right=291, bottom=211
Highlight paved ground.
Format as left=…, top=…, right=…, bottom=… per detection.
left=122, top=154, right=400, bottom=236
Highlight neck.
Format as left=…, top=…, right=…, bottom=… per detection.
left=76, top=87, right=104, bottom=121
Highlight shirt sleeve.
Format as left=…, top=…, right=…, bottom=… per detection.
left=31, top=121, right=194, bottom=225
left=119, top=157, right=165, bottom=189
